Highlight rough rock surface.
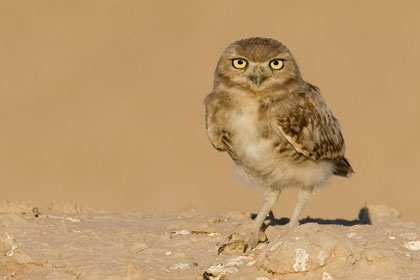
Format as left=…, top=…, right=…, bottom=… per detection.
left=0, top=201, right=419, bottom=280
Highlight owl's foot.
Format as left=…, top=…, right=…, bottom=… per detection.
left=218, top=230, right=268, bottom=254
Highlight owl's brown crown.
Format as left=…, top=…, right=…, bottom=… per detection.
left=229, top=37, right=290, bottom=63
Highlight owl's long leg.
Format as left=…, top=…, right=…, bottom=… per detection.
left=288, top=188, right=312, bottom=228
left=251, top=187, right=281, bottom=232
left=218, top=187, right=280, bottom=254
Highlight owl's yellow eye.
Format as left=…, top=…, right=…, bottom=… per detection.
left=232, top=58, right=248, bottom=69
left=269, top=59, right=284, bottom=70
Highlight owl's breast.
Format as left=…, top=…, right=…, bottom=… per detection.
left=226, top=97, right=278, bottom=168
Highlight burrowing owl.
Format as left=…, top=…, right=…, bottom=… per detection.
left=204, top=37, right=353, bottom=253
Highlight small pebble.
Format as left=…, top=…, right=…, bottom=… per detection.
left=270, top=241, right=282, bottom=252
left=226, top=256, right=253, bottom=267
left=66, top=217, right=81, bottom=223
left=170, top=230, right=190, bottom=235
left=322, top=272, right=334, bottom=280
left=346, top=232, right=356, bottom=238
left=404, top=241, right=420, bottom=251
left=247, top=260, right=256, bottom=267
left=6, top=245, right=18, bottom=257
left=32, top=207, right=40, bottom=217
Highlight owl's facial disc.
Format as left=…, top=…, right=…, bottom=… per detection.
left=248, top=66, right=270, bottom=86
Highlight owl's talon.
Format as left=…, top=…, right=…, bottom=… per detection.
left=218, top=230, right=267, bottom=254
left=217, top=244, right=227, bottom=255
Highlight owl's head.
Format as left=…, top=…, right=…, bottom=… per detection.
left=214, top=37, right=302, bottom=92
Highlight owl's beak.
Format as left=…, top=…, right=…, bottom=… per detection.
left=248, top=67, right=269, bottom=86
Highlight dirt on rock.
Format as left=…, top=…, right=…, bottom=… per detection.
left=0, top=201, right=419, bottom=280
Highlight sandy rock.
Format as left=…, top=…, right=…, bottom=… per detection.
left=47, top=201, right=94, bottom=214
left=367, top=204, right=400, bottom=221
left=258, top=223, right=360, bottom=277
left=177, top=206, right=197, bottom=217
left=0, top=201, right=34, bottom=214
left=0, top=202, right=418, bottom=279
left=257, top=205, right=420, bottom=279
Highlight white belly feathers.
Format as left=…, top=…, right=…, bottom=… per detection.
left=229, top=100, right=273, bottom=164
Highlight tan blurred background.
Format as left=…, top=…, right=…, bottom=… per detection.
left=1, top=1, right=419, bottom=221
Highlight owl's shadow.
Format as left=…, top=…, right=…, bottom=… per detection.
left=252, top=206, right=371, bottom=227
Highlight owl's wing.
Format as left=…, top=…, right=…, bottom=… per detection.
left=276, top=90, right=345, bottom=161
left=204, top=92, right=240, bottom=163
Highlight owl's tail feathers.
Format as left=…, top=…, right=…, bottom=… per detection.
left=333, top=157, right=354, bottom=178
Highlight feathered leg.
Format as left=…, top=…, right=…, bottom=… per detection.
left=288, top=188, right=312, bottom=228
left=251, top=187, right=281, bottom=231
